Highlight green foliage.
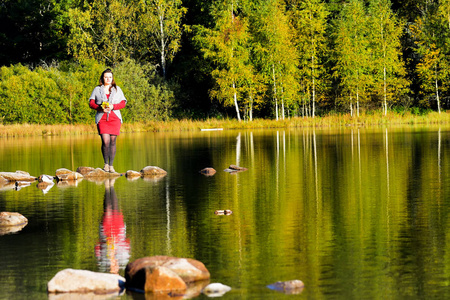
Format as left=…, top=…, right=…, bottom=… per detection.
left=0, top=59, right=176, bottom=124
left=289, top=0, right=329, bottom=117
left=0, top=64, right=67, bottom=124
left=68, top=0, right=141, bottom=66
left=367, top=0, right=409, bottom=114
left=251, top=0, right=299, bottom=120
left=138, top=0, right=187, bottom=78
left=4, top=0, right=450, bottom=120
left=333, top=0, right=371, bottom=116
left=115, top=58, right=175, bottom=122
left=195, top=0, right=254, bottom=121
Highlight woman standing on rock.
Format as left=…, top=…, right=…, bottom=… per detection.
left=89, top=69, right=127, bottom=173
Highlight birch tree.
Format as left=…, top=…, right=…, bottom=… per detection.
left=410, top=1, right=450, bottom=113
left=333, top=0, right=370, bottom=116
left=68, top=0, right=139, bottom=65
left=138, top=0, right=187, bottom=78
left=195, top=0, right=252, bottom=121
left=289, top=0, right=329, bottom=118
left=368, top=0, right=408, bottom=115
left=252, top=0, right=298, bottom=120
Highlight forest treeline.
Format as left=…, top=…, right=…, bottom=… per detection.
left=0, top=0, right=449, bottom=124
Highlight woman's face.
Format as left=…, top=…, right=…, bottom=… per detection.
left=103, top=72, right=113, bottom=86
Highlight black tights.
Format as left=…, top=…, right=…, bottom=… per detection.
left=100, top=134, right=117, bottom=166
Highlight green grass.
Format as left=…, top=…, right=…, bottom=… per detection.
left=1, top=110, right=450, bottom=137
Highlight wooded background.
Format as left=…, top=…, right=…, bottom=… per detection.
left=0, top=0, right=448, bottom=124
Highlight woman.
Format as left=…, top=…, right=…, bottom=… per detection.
left=89, top=69, right=127, bottom=173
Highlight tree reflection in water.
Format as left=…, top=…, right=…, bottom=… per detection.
left=95, top=178, right=130, bottom=274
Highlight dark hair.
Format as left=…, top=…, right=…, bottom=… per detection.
left=99, top=68, right=117, bottom=92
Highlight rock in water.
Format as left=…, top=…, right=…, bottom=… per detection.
left=125, top=170, right=142, bottom=178
left=76, top=167, right=95, bottom=176
left=125, top=256, right=210, bottom=293
left=229, top=165, right=248, bottom=171
left=38, top=175, right=55, bottom=184
left=202, top=283, right=232, bottom=296
left=199, top=168, right=216, bottom=176
left=0, top=212, right=28, bottom=226
left=140, top=166, right=167, bottom=176
left=0, top=171, right=36, bottom=182
left=267, top=280, right=304, bottom=294
left=47, top=269, right=125, bottom=294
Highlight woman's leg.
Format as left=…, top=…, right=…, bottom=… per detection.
left=100, top=134, right=111, bottom=165
left=109, top=135, right=117, bottom=167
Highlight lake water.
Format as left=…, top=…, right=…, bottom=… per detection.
left=0, top=126, right=449, bottom=299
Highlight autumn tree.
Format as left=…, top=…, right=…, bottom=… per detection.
left=67, top=0, right=140, bottom=66
left=138, top=0, right=187, bottom=78
left=289, top=0, right=329, bottom=117
left=195, top=0, right=254, bottom=121
left=367, top=0, right=408, bottom=115
left=252, top=0, right=298, bottom=120
left=410, top=1, right=450, bottom=112
left=333, top=0, right=370, bottom=116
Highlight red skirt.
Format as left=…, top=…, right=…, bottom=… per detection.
left=97, top=111, right=121, bottom=135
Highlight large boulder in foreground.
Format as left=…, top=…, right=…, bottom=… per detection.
left=0, top=212, right=28, bottom=226
left=125, top=256, right=210, bottom=293
left=47, top=269, right=125, bottom=294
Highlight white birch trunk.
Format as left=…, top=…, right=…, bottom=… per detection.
left=356, top=88, right=360, bottom=117
left=249, top=99, right=253, bottom=121
left=384, top=65, right=387, bottom=115
left=233, top=80, right=241, bottom=121
left=159, top=7, right=166, bottom=79
left=350, top=96, right=353, bottom=117
left=435, top=65, right=441, bottom=114
left=272, top=64, right=278, bottom=121
left=312, top=55, right=316, bottom=118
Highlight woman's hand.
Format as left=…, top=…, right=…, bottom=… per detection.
left=101, top=102, right=112, bottom=113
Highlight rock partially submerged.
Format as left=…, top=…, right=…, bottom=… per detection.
left=55, top=168, right=84, bottom=181
left=224, top=165, right=248, bottom=173
left=0, top=212, right=28, bottom=226
left=76, top=167, right=95, bottom=176
left=38, top=174, right=55, bottom=184
left=0, top=212, right=28, bottom=235
left=47, top=269, right=125, bottom=294
left=125, top=256, right=210, bottom=294
left=140, top=166, right=167, bottom=176
left=199, top=168, right=216, bottom=176
left=202, top=283, right=232, bottom=297
left=81, top=167, right=121, bottom=178
left=125, top=170, right=141, bottom=178
left=214, top=210, right=233, bottom=215
left=0, top=171, right=37, bottom=182
left=0, top=223, right=27, bottom=235
left=267, top=280, right=304, bottom=294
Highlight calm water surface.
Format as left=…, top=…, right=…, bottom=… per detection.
left=0, top=126, right=449, bottom=299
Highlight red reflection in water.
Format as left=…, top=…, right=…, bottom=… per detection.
left=95, top=179, right=130, bottom=274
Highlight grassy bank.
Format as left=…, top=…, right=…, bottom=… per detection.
left=1, top=111, right=449, bottom=137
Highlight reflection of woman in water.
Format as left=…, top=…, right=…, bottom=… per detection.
left=95, top=179, right=130, bottom=274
